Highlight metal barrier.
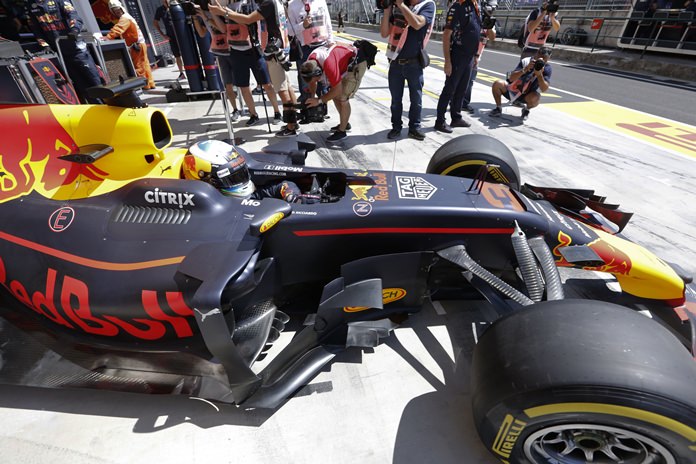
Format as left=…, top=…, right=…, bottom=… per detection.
left=491, top=10, right=696, bottom=56
left=499, top=0, right=632, bottom=10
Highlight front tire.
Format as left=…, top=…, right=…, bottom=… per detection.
left=426, top=134, right=521, bottom=190
left=471, top=300, right=696, bottom=463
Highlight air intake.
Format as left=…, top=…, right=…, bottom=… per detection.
left=113, top=205, right=191, bottom=224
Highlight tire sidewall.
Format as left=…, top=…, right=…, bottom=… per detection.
left=478, top=393, right=696, bottom=463
left=426, top=134, right=521, bottom=190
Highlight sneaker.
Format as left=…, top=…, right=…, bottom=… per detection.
left=489, top=107, right=502, bottom=117
left=450, top=118, right=471, bottom=128
left=231, top=109, right=241, bottom=122
left=463, top=105, right=475, bottom=114
left=327, top=130, right=347, bottom=142
left=434, top=122, right=453, bottom=134
left=408, top=128, right=426, bottom=141
left=276, top=126, right=297, bottom=137
left=330, top=123, right=351, bottom=132
left=273, top=112, right=282, bottom=123
left=387, top=128, right=401, bottom=140
left=177, top=72, right=186, bottom=80
left=521, top=107, right=530, bottom=121
left=252, top=86, right=263, bottom=95
left=246, top=114, right=260, bottom=127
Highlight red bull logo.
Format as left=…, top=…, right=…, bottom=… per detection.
left=587, top=238, right=632, bottom=275
left=552, top=231, right=574, bottom=267
left=0, top=106, right=109, bottom=203
left=553, top=230, right=632, bottom=275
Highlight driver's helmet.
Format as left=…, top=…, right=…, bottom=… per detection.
left=482, top=0, right=497, bottom=15
left=183, top=140, right=255, bottom=198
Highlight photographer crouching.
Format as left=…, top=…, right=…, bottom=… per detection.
left=490, top=46, right=552, bottom=121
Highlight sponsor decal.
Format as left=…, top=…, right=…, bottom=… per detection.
left=0, top=255, right=194, bottom=340
left=487, top=166, right=511, bottom=184
left=262, top=164, right=304, bottom=172
left=350, top=185, right=374, bottom=202
left=217, top=167, right=231, bottom=178
left=344, top=288, right=407, bottom=312
left=396, top=176, right=436, bottom=200
left=144, top=188, right=194, bottom=209
left=49, top=207, right=75, bottom=232
left=243, top=213, right=255, bottom=220
left=256, top=171, right=287, bottom=176
left=241, top=198, right=261, bottom=206
left=372, top=172, right=390, bottom=201
left=491, top=414, right=527, bottom=459
left=0, top=106, right=110, bottom=204
left=260, top=212, right=284, bottom=233
left=293, top=210, right=318, bottom=216
left=353, top=171, right=369, bottom=176
left=352, top=201, right=372, bottom=217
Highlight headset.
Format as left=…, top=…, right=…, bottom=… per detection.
left=300, top=61, right=323, bottom=82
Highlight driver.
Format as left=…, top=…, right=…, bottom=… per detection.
left=183, top=140, right=302, bottom=203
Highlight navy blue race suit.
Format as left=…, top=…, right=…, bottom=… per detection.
left=24, top=0, right=103, bottom=103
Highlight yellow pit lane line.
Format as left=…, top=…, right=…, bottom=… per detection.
left=547, top=101, right=696, bottom=159
left=337, top=32, right=696, bottom=158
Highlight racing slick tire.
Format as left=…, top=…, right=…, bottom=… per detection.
left=426, top=134, right=521, bottom=190
left=471, top=299, right=696, bottom=464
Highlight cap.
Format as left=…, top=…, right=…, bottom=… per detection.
left=108, top=0, right=124, bottom=10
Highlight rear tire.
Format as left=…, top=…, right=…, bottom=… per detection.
left=426, top=134, right=521, bottom=190
left=471, top=299, right=696, bottom=463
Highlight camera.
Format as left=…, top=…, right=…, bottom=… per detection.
left=295, top=102, right=327, bottom=123
left=544, top=0, right=559, bottom=13
left=481, top=16, right=496, bottom=29
left=181, top=0, right=209, bottom=16
left=375, top=0, right=397, bottom=9
left=264, top=38, right=291, bottom=71
left=533, top=59, right=546, bottom=71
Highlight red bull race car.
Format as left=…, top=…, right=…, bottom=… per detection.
left=0, top=80, right=695, bottom=463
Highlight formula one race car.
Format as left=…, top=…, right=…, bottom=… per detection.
left=1, top=81, right=695, bottom=463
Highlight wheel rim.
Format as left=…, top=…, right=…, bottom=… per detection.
left=523, top=424, right=676, bottom=464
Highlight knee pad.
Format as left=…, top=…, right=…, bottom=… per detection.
left=283, top=104, right=297, bottom=124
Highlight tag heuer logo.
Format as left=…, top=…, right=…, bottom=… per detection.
left=396, top=176, right=436, bottom=200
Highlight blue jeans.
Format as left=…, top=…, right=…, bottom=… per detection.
left=436, top=53, right=475, bottom=124
left=388, top=60, right=424, bottom=130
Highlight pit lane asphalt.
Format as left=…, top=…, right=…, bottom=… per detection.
left=0, top=37, right=695, bottom=464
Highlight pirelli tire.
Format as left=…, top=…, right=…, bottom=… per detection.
left=426, top=134, right=521, bottom=190
left=471, top=299, right=696, bottom=464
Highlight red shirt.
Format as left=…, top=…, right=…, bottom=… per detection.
left=308, top=44, right=355, bottom=87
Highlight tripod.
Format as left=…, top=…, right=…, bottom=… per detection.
left=215, top=55, right=245, bottom=146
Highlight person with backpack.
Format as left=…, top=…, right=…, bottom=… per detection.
left=380, top=0, right=435, bottom=141
left=301, top=43, right=368, bottom=141
left=519, top=0, right=560, bottom=59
